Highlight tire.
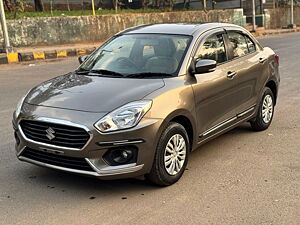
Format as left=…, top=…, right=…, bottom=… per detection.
left=146, top=122, right=190, bottom=186
left=250, top=87, right=275, bottom=131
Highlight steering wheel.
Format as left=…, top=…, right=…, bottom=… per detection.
left=116, top=57, right=139, bottom=70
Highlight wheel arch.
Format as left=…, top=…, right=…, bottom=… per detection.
left=170, top=115, right=194, bottom=152
left=155, top=109, right=197, bottom=152
left=265, top=80, right=278, bottom=105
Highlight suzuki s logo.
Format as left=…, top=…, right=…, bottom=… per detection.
left=45, top=127, right=55, bottom=140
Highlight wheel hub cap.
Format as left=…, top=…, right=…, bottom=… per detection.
left=262, top=94, right=273, bottom=124
left=164, top=134, right=186, bottom=176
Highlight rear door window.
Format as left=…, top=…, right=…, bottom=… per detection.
left=244, top=35, right=256, bottom=53
left=227, top=32, right=249, bottom=58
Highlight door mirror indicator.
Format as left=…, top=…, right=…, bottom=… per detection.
left=78, top=55, right=89, bottom=64
left=194, top=59, right=217, bottom=74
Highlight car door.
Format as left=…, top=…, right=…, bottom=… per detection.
left=224, top=29, right=266, bottom=116
left=191, top=29, right=241, bottom=138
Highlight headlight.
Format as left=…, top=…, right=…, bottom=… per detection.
left=95, top=100, right=152, bottom=133
left=15, top=96, right=26, bottom=118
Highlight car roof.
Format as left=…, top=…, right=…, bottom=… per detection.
left=118, top=23, right=242, bottom=36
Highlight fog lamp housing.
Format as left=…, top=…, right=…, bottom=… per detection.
left=103, top=146, right=138, bottom=166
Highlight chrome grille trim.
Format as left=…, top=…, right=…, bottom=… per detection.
left=18, top=117, right=93, bottom=151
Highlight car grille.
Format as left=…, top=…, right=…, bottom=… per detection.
left=20, top=120, right=90, bottom=149
left=21, top=147, right=94, bottom=171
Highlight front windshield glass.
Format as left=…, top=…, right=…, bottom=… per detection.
left=79, top=34, right=192, bottom=76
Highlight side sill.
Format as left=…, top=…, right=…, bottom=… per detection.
left=197, top=113, right=254, bottom=145
left=199, top=105, right=256, bottom=138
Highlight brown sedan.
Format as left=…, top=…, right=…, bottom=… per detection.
left=13, top=23, right=280, bottom=186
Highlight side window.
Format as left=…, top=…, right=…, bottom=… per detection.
left=244, top=35, right=256, bottom=53
left=227, top=32, right=249, bottom=58
left=196, top=33, right=227, bottom=64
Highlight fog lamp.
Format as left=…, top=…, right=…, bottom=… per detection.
left=103, top=147, right=138, bottom=166
left=111, top=149, right=133, bottom=164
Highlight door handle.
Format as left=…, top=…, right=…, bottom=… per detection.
left=227, top=71, right=237, bottom=79
left=259, top=57, right=267, bottom=63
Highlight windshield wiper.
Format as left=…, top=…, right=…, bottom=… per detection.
left=75, top=69, right=124, bottom=77
left=126, top=72, right=174, bottom=78
left=89, top=69, right=124, bottom=77
left=75, top=68, right=90, bottom=75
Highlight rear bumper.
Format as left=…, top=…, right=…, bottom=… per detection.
left=13, top=104, right=163, bottom=179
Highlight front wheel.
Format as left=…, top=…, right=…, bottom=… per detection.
left=250, top=87, right=275, bottom=131
left=146, top=122, right=190, bottom=186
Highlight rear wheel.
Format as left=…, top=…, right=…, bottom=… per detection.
left=250, top=87, right=275, bottom=131
left=146, top=122, right=189, bottom=186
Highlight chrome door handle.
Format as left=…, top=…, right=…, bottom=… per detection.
left=227, top=71, right=237, bottom=79
left=259, top=57, right=267, bottom=63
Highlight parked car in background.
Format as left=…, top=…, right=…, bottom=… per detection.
left=13, top=23, right=280, bottom=186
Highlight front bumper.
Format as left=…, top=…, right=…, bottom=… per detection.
left=18, top=150, right=144, bottom=177
left=13, top=103, right=162, bottom=179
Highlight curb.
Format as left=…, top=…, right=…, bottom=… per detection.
left=0, top=47, right=96, bottom=65
left=253, top=28, right=300, bottom=37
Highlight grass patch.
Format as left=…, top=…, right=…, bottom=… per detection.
left=5, top=9, right=170, bottom=20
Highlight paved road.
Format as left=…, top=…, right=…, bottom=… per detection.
left=0, top=33, right=299, bottom=225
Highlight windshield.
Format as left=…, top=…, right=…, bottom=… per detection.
left=79, top=34, right=192, bottom=77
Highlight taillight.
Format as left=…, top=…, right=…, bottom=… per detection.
left=274, top=54, right=279, bottom=65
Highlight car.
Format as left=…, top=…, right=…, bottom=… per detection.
left=12, top=23, right=280, bottom=186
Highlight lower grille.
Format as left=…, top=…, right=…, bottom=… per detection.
left=21, top=148, right=94, bottom=172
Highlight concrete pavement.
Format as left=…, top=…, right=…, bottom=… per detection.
left=0, top=32, right=299, bottom=225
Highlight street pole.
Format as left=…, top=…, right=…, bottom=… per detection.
left=0, top=0, right=11, bottom=53
left=252, top=0, right=256, bottom=32
left=91, top=0, right=96, bottom=16
left=291, top=0, right=294, bottom=25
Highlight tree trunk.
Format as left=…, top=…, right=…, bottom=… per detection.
left=3, top=0, right=13, bottom=12
left=66, top=0, right=70, bottom=11
left=34, top=0, right=44, bottom=12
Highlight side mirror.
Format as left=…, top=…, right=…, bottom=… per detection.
left=194, top=59, right=217, bottom=74
left=78, top=55, right=89, bottom=64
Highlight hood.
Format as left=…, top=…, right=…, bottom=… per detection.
left=25, top=73, right=165, bottom=112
